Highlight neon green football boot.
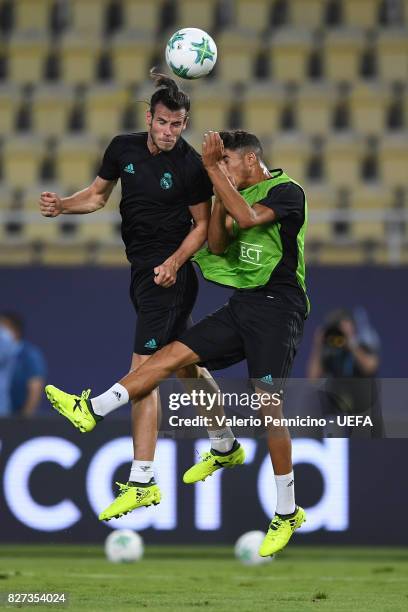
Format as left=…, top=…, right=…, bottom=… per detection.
left=259, top=506, right=306, bottom=557
left=99, top=480, right=161, bottom=521
left=183, top=440, right=245, bottom=484
left=45, top=385, right=103, bottom=433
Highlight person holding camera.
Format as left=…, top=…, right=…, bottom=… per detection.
left=307, top=308, right=384, bottom=437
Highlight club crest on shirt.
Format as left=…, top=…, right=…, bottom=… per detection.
left=160, top=172, right=173, bottom=189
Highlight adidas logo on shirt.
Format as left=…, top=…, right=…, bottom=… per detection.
left=144, top=338, right=158, bottom=349
left=260, top=374, right=274, bottom=385
left=124, top=163, right=135, bottom=174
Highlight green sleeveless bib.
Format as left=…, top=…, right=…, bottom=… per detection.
left=193, top=170, right=308, bottom=306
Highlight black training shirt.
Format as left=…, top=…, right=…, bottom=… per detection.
left=239, top=179, right=308, bottom=315
left=98, top=132, right=213, bottom=268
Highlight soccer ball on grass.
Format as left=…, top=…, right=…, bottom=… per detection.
left=234, top=531, right=274, bottom=566
left=104, top=529, right=144, bottom=563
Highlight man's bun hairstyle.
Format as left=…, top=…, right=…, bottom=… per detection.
left=149, top=68, right=190, bottom=115
left=219, top=130, right=263, bottom=159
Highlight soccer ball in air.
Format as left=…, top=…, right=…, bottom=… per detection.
left=104, top=529, right=144, bottom=563
left=234, top=531, right=274, bottom=566
left=166, top=28, right=217, bottom=79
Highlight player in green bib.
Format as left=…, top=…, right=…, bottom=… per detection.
left=45, top=130, right=309, bottom=556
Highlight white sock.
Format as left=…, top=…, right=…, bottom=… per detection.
left=275, top=471, right=296, bottom=515
left=91, top=383, right=129, bottom=417
left=209, top=427, right=235, bottom=453
left=129, top=460, right=154, bottom=484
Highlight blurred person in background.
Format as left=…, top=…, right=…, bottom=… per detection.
left=307, top=307, right=384, bottom=437
left=0, top=315, right=19, bottom=416
left=0, top=312, right=47, bottom=417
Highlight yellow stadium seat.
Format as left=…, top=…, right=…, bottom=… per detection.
left=269, top=28, right=312, bottom=83
left=69, top=0, right=109, bottom=34
left=351, top=183, right=390, bottom=209
left=306, top=183, right=336, bottom=209
left=297, top=83, right=335, bottom=136
left=234, top=0, right=271, bottom=32
left=352, top=220, right=384, bottom=241
left=343, top=0, right=378, bottom=28
left=349, top=82, right=389, bottom=137
left=177, top=0, right=219, bottom=31
left=0, top=84, right=18, bottom=136
left=216, top=30, right=260, bottom=83
left=242, top=83, right=285, bottom=138
left=32, top=85, right=74, bottom=136
left=325, top=29, right=364, bottom=83
left=13, top=0, right=54, bottom=33
left=95, top=245, right=128, bottom=265
left=55, top=136, right=100, bottom=190
left=0, top=186, right=13, bottom=210
left=267, top=133, right=309, bottom=183
left=24, top=217, right=60, bottom=242
left=185, top=83, right=231, bottom=132
left=325, top=135, right=364, bottom=189
left=40, top=245, right=90, bottom=265
left=122, top=0, right=165, bottom=33
left=60, top=33, right=100, bottom=85
left=318, top=245, right=367, bottom=265
left=306, top=221, right=332, bottom=241
left=8, top=33, right=49, bottom=84
left=379, top=133, right=408, bottom=188
left=111, top=31, right=155, bottom=86
left=377, top=29, right=408, bottom=83
left=290, top=0, right=324, bottom=27
left=85, top=85, right=128, bottom=139
left=76, top=219, right=121, bottom=243
left=3, top=137, right=44, bottom=189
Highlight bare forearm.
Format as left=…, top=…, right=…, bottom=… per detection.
left=61, top=187, right=106, bottom=214
left=207, top=165, right=255, bottom=227
left=208, top=199, right=231, bottom=254
left=349, top=346, right=379, bottom=375
left=167, top=224, right=208, bottom=269
left=21, top=379, right=43, bottom=416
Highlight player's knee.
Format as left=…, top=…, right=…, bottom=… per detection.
left=158, top=341, right=198, bottom=372
left=176, top=363, right=200, bottom=379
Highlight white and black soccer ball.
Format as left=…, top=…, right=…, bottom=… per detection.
left=166, top=27, right=217, bottom=79
left=234, top=531, right=274, bottom=566
left=104, top=529, right=144, bottom=563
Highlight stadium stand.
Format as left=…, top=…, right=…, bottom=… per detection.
left=0, top=0, right=406, bottom=265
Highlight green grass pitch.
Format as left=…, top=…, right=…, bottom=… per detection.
left=0, top=545, right=407, bottom=611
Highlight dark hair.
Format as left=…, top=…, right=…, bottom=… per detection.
left=0, top=311, right=24, bottom=336
left=219, top=130, right=263, bottom=159
left=149, top=69, right=190, bottom=116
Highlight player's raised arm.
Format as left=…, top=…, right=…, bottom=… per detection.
left=202, top=131, right=276, bottom=229
left=39, top=176, right=117, bottom=218
left=154, top=199, right=211, bottom=287
left=207, top=194, right=234, bottom=255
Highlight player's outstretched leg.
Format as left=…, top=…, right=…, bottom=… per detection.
left=259, top=506, right=306, bottom=556
left=183, top=440, right=245, bottom=483
left=99, top=480, right=161, bottom=521
left=45, top=385, right=103, bottom=433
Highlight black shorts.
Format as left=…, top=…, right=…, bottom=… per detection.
left=130, top=261, right=198, bottom=355
left=178, top=291, right=305, bottom=386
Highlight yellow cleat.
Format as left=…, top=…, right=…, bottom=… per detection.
left=183, top=441, right=245, bottom=484
left=259, top=506, right=306, bottom=556
left=45, top=385, right=102, bottom=433
left=99, top=481, right=161, bottom=521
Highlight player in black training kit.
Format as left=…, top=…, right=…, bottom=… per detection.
left=40, top=73, right=233, bottom=489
